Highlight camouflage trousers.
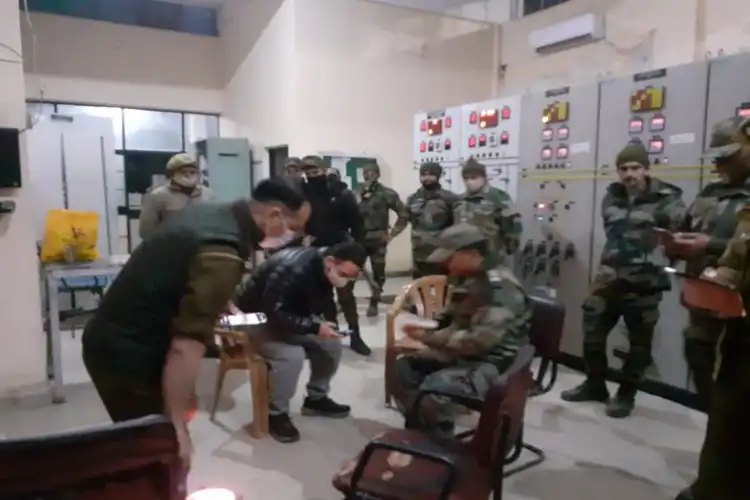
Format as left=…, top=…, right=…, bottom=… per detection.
left=393, top=354, right=501, bottom=436
left=690, top=319, right=750, bottom=500
left=683, top=310, right=726, bottom=412
left=362, top=240, right=387, bottom=298
left=323, top=281, right=359, bottom=330
left=581, top=290, right=662, bottom=383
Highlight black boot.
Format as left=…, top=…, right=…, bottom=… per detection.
left=366, top=296, right=379, bottom=317
left=606, top=383, right=636, bottom=418
left=560, top=378, right=609, bottom=403
left=301, top=396, right=351, bottom=418
left=268, top=413, right=300, bottom=443
left=349, top=328, right=372, bottom=356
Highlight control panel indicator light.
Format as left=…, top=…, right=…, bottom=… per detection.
left=427, top=119, right=443, bottom=136
left=541, top=147, right=553, bottom=160
left=444, top=116, right=452, bottom=128
left=419, top=120, right=427, bottom=132
left=419, top=141, right=426, bottom=153
left=478, top=109, right=499, bottom=129
left=469, top=112, right=478, bottom=124
left=468, top=136, right=477, bottom=148
left=478, top=134, right=488, bottom=146
left=556, top=146, right=569, bottom=159
left=500, top=132, right=509, bottom=145
left=648, top=138, right=664, bottom=154
left=427, top=141, right=434, bottom=152
left=444, top=139, right=452, bottom=150
left=629, top=118, right=644, bottom=134
left=650, top=116, right=666, bottom=132
left=542, top=128, right=553, bottom=141
left=557, top=126, right=569, bottom=140
left=501, top=107, right=511, bottom=120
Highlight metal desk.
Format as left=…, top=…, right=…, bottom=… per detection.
left=43, top=256, right=128, bottom=403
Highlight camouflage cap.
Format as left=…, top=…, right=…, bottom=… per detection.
left=363, top=161, right=380, bottom=174
left=462, top=158, right=486, bottom=177
left=703, top=116, right=750, bottom=159
left=301, top=155, right=326, bottom=170
left=285, top=157, right=303, bottom=168
left=419, top=161, right=442, bottom=177
left=166, top=153, right=196, bottom=172
left=426, top=223, right=488, bottom=263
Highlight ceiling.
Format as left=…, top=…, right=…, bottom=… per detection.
left=158, top=0, right=229, bottom=7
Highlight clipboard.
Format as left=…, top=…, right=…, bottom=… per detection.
left=667, top=268, right=745, bottom=318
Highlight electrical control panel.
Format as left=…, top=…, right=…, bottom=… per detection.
left=412, top=107, right=463, bottom=166
left=459, top=96, right=522, bottom=162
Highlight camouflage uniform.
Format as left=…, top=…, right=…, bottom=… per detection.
left=356, top=162, right=405, bottom=315
left=453, top=158, right=522, bottom=260
left=390, top=162, right=459, bottom=279
left=679, top=117, right=750, bottom=411
left=393, top=224, right=531, bottom=435
left=562, top=142, right=687, bottom=418
left=678, top=204, right=750, bottom=500
left=139, top=153, right=214, bottom=240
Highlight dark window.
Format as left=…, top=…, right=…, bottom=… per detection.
left=524, top=0, right=569, bottom=16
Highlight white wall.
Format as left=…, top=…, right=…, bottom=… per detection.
left=21, top=13, right=224, bottom=113
left=0, top=7, right=46, bottom=397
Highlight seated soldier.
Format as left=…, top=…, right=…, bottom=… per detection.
left=393, top=223, right=532, bottom=436
left=234, top=241, right=367, bottom=443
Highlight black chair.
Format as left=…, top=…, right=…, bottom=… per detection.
left=0, top=415, right=182, bottom=499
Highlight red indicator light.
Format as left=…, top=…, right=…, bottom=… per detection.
left=478, top=134, right=487, bottom=146
left=419, top=120, right=427, bottom=131
left=445, top=116, right=452, bottom=128
left=500, top=132, right=509, bottom=144
left=468, top=136, right=477, bottom=148
left=469, top=112, right=478, bottom=124
left=738, top=107, right=750, bottom=118
left=501, top=107, right=511, bottom=119
left=419, top=142, right=426, bottom=153
left=444, top=139, right=452, bottom=150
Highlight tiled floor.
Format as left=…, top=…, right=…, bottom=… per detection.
left=1, top=277, right=703, bottom=500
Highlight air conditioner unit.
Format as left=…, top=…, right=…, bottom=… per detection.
left=528, top=13, right=605, bottom=53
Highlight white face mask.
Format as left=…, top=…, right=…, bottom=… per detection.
left=325, top=261, right=351, bottom=288
left=464, top=178, right=485, bottom=192
left=173, top=173, right=199, bottom=188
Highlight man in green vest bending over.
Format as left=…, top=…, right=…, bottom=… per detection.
left=81, top=178, right=310, bottom=470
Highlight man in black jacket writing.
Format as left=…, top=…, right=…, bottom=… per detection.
left=235, top=242, right=366, bottom=443
left=300, top=156, right=371, bottom=356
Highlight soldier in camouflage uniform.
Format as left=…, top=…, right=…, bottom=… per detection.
left=356, top=161, right=406, bottom=317
left=453, top=158, right=522, bottom=260
left=675, top=203, right=750, bottom=500
left=139, top=153, right=214, bottom=240
left=667, top=116, right=750, bottom=411
left=561, top=141, right=687, bottom=418
left=393, top=223, right=531, bottom=436
left=390, top=162, right=459, bottom=278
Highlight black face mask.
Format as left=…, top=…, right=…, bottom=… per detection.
left=421, top=181, right=439, bottom=190
left=306, top=175, right=328, bottom=192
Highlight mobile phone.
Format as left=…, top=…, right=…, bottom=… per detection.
left=221, top=313, right=267, bottom=326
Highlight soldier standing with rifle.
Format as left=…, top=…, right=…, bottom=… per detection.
left=356, top=161, right=406, bottom=317
left=390, top=162, right=458, bottom=278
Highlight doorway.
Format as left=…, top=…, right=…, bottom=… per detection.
left=267, top=145, right=289, bottom=177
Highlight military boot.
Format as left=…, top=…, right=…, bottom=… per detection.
left=366, top=296, right=379, bottom=317
left=560, top=377, right=609, bottom=403
left=349, top=327, right=372, bottom=356
left=606, top=383, right=637, bottom=418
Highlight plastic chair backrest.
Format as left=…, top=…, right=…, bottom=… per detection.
left=527, top=294, right=565, bottom=359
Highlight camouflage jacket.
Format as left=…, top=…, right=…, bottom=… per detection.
left=355, top=181, right=405, bottom=242
left=391, top=185, right=458, bottom=262
left=681, top=178, right=750, bottom=276
left=595, top=177, right=686, bottom=291
left=453, top=184, right=522, bottom=257
left=423, top=265, right=531, bottom=368
left=714, top=203, right=750, bottom=294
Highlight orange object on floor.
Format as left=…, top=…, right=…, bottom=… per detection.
left=185, top=394, right=198, bottom=423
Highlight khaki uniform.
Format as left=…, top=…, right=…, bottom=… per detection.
left=139, top=183, right=214, bottom=239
